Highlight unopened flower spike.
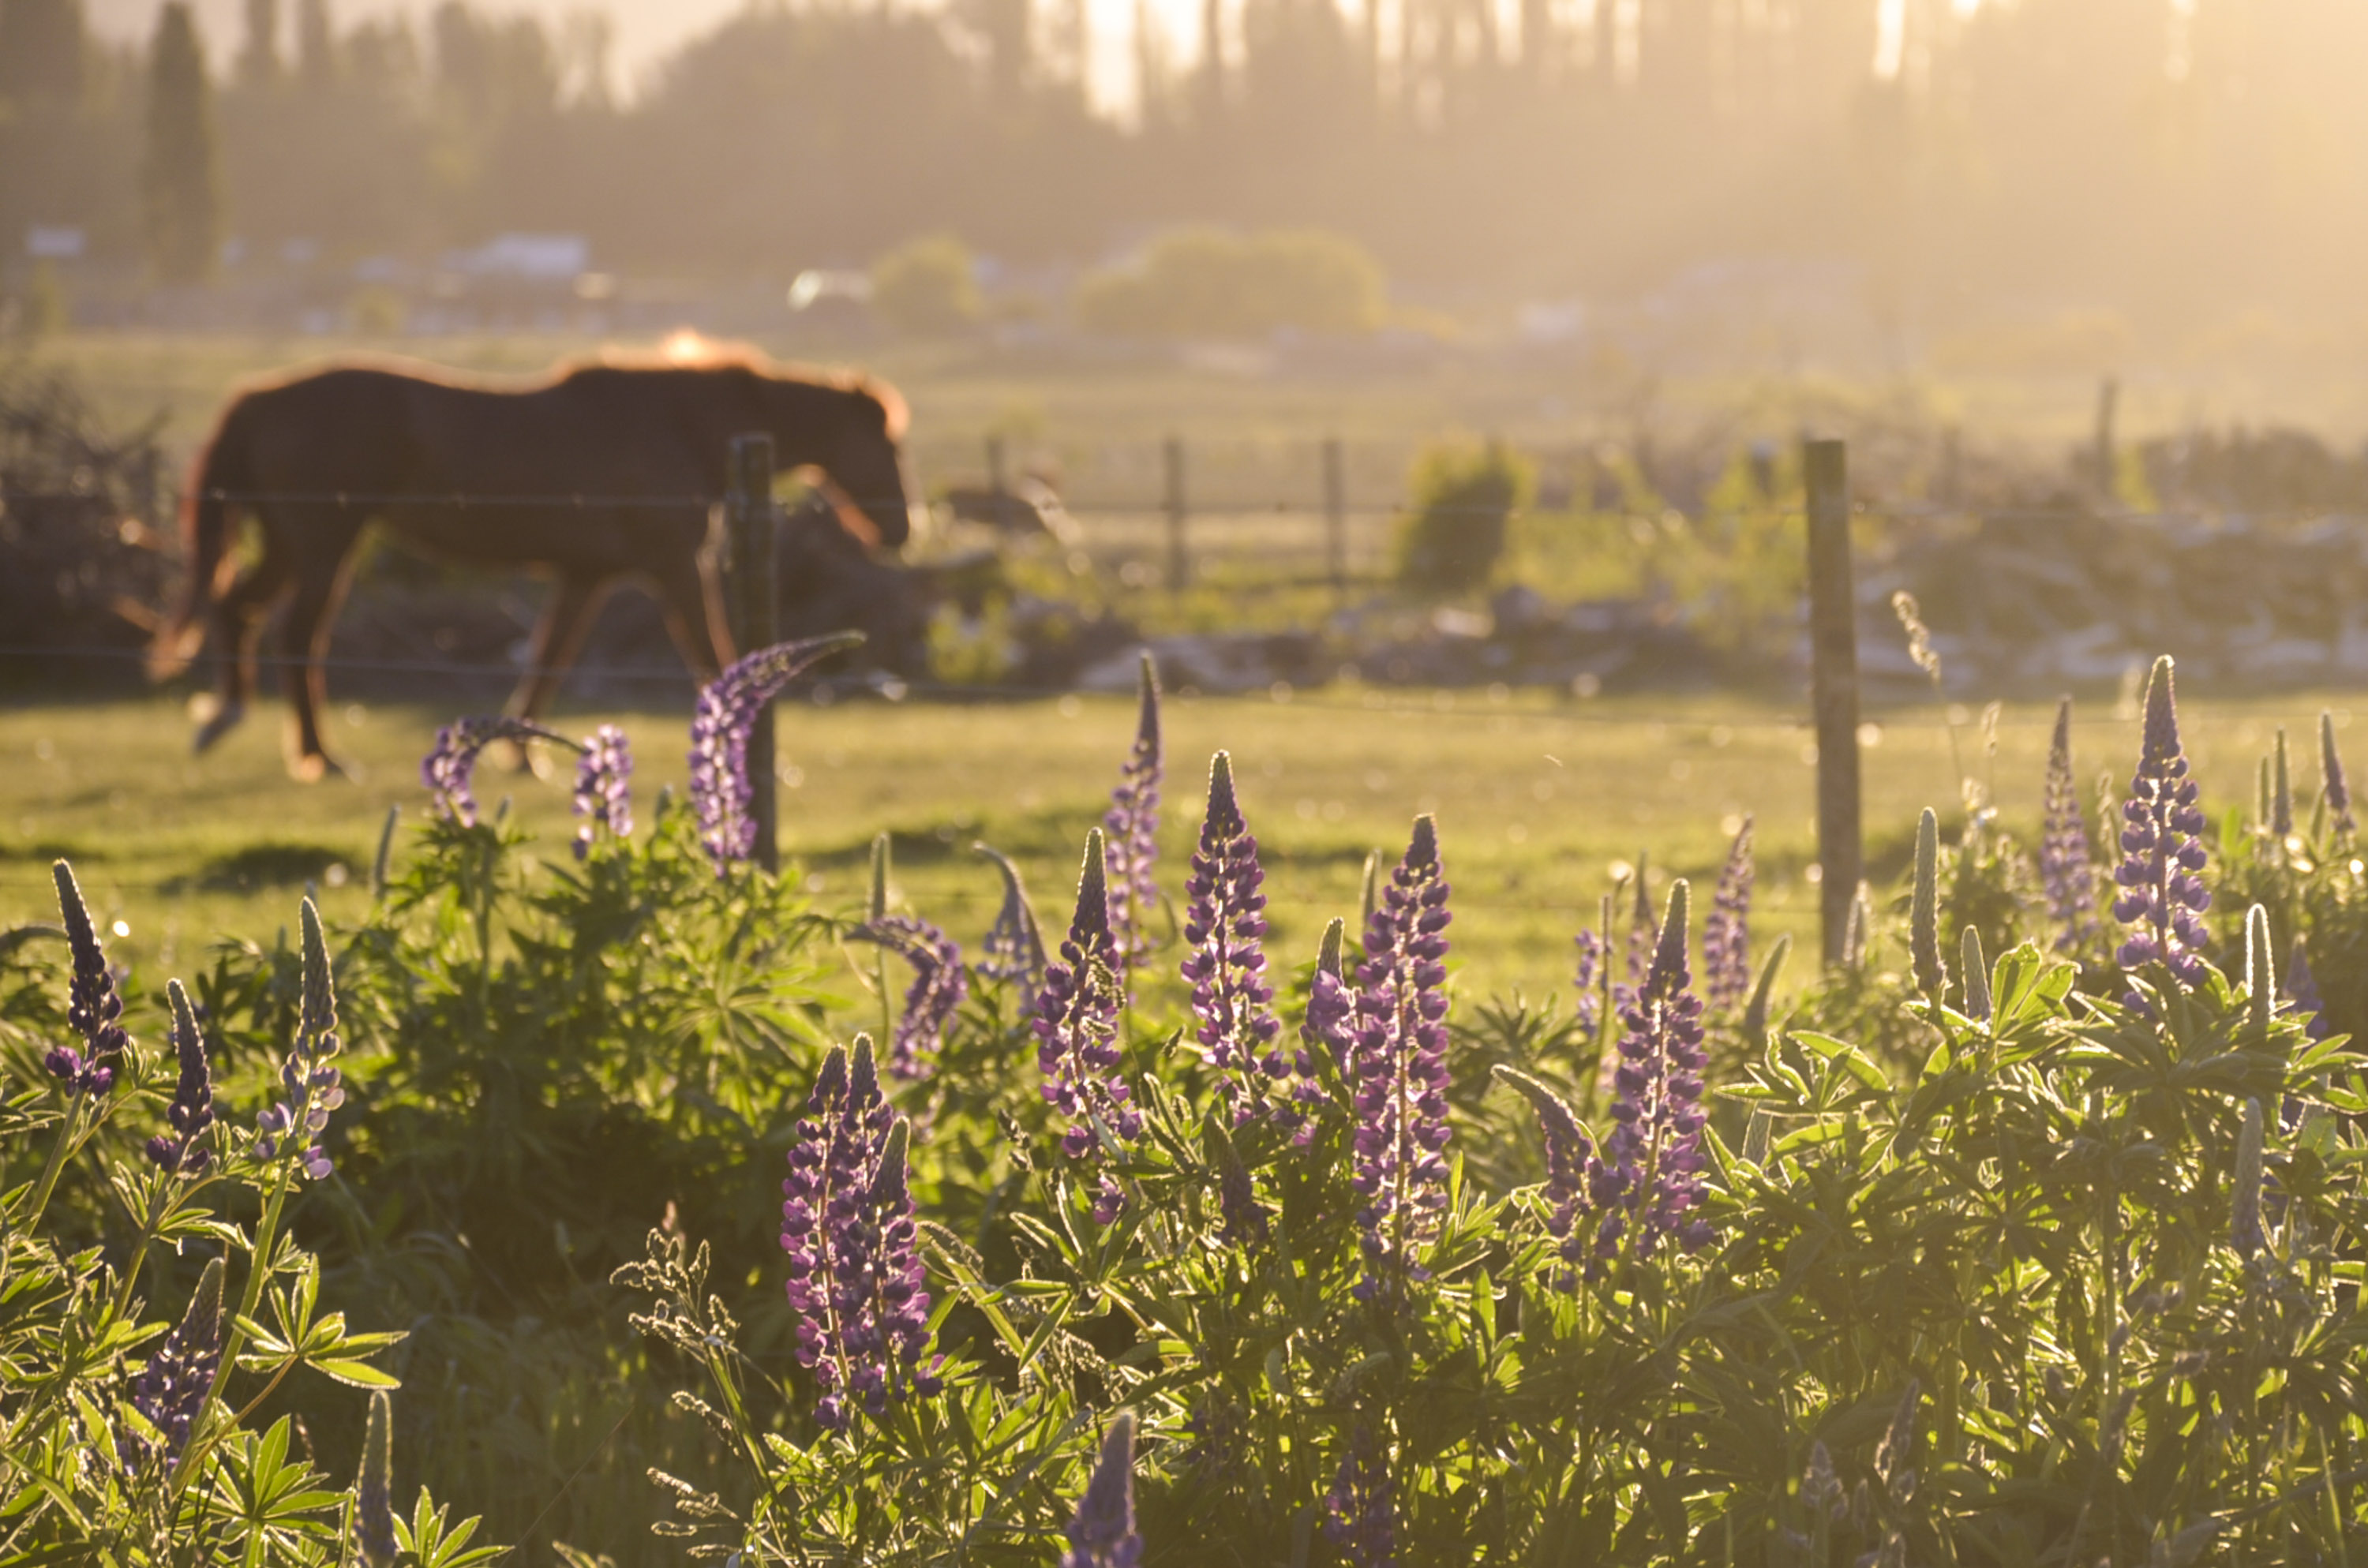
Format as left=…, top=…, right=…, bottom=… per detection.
left=2321, top=710, right=2352, bottom=836
left=47, top=859, right=127, bottom=1098
left=1702, top=816, right=1755, bottom=1012
left=1183, top=752, right=1284, bottom=1127
left=1623, top=851, right=1654, bottom=986
left=1959, top=926, right=1991, bottom=1021
left=2111, top=655, right=2213, bottom=994
left=975, top=842, right=1049, bottom=989
left=2243, top=904, right=2275, bottom=1035
left=688, top=631, right=866, bottom=874
left=255, top=898, right=345, bottom=1179
left=571, top=724, right=633, bottom=859
left=1909, top=808, right=1945, bottom=997
left=1033, top=829, right=1141, bottom=1222
left=119, top=1255, right=223, bottom=1474
left=356, top=1389, right=397, bottom=1568
left=2040, top=698, right=2099, bottom=952
left=1290, top=917, right=1351, bottom=1140
left=1842, top=880, right=1873, bottom=971
left=2272, top=728, right=2293, bottom=840
left=146, top=979, right=215, bottom=1174
left=1062, top=1410, right=1142, bottom=1568
left=1358, top=850, right=1381, bottom=939
left=1102, top=652, right=1163, bottom=971
left=1347, top=814, right=1455, bottom=1305
left=420, top=716, right=571, bottom=827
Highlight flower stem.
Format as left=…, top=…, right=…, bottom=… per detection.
left=18, top=1095, right=85, bottom=1237
left=165, top=1165, right=290, bottom=1499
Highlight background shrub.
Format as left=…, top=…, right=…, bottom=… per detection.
left=1394, top=437, right=1531, bottom=593
left=1073, top=226, right=1386, bottom=339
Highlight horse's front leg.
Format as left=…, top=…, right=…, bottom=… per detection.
left=500, top=571, right=610, bottom=774
left=277, top=527, right=359, bottom=781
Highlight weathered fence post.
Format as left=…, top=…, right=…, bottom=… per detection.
left=1804, top=438, right=1861, bottom=965
left=1322, top=436, right=1347, bottom=595
left=1163, top=436, right=1189, bottom=592
left=727, top=432, right=781, bottom=873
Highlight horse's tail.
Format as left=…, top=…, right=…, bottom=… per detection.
left=149, top=397, right=252, bottom=679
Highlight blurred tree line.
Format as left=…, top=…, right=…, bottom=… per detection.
left=3, top=0, right=2367, bottom=324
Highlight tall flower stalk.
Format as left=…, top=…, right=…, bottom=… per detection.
left=688, top=631, right=865, bottom=874
left=119, top=1256, right=224, bottom=1475
left=2040, top=698, right=2100, bottom=952
left=1062, top=1412, right=1143, bottom=1568
left=1702, top=817, right=1754, bottom=1011
left=1324, top=1422, right=1397, bottom=1568
left=854, top=914, right=969, bottom=1081
left=144, top=977, right=215, bottom=1174
left=1347, top=815, right=1454, bottom=1306
left=1182, top=753, right=1283, bottom=1126
left=1590, top=881, right=1712, bottom=1264
left=2111, top=655, right=2212, bottom=993
left=1034, top=830, right=1141, bottom=1222
left=1103, top=653, right=1163, bottom=972
left=2321, top=709, right=2353, bottom=837
left=1497, top=1066, right=1598, bottom=1290
left=47, top=859, right=127, bottom=1099
left=420, top=717, right=568, bottom=827
left=1286, top=918, right=1352, bottom=1143
left=571, top=723, right=634, bottom=859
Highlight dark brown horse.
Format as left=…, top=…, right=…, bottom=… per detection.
left=152, top=348, right=916, bottom=778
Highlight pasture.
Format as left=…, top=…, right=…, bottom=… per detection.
left=2, top=684, right=2353, bottom=999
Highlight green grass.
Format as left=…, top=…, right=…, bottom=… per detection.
left=6, top=687, right=2359, bottom=1009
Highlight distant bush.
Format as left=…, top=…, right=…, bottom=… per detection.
left=868, top=234, right=981, bottom=338
left=1394, top=438, right=1531, bottom=593
left=1074, top=226, right=1385, bottom=339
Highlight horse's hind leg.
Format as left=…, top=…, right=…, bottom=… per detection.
left=500, top=571, right=611, bottom=774
left=277, top=526, right=362, bottom=781
left=193, top=547, right=291, bottom=754
left=654, top=553, right=735, bottom=683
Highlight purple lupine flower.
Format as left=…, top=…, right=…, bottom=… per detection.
left=2111, top=656, right=2213, bottom=993
left=356, top=1389, right=396, bottom=1568
left=855, top=913, right=969, bottom=1080
left=975, top=844, right=1048, bottom=990
left=46, top=861, right=126, bottom=1098
left=420, top=717, right=566, bottom=827
left=571, top=723, right=633, bottom=859
left=1347, top=816, right=1454, bottom=1306
left=145, top=979, right=214, bottom=1175
left=1281, top=917, right=1351, bottom=1145
left=688, top=632, right=865, bottom=874
left=1495, top=1067, right=1597, bottom=1291
left=1102, top=653, right=1163, bottom=972
left=2322, top=711, right=2353, bottom=836
left=1323, top=1423, right=1397, bottom=1568
left=1033, top=830, right=1141, bottom=1224
left=2040, top=698, right=2100, bottom=952
left=1591, top=881, right=1711, bottom=1263
left=120, top=1256, right=223, bottom=1473
left=1572, top=926, right=1604, bottom=1038
left=1062, top=1411, right=1143, bottom=1568
left=840, top=1118, right=942, bottom=1419
left=1209, top=1120, right=1271, bottom=1244
left=1182, top=752, right=1284, bottom=1126
left=253, top=900, right=344, bottom=1181
left=1702, top=817, right=1755, bottom=1012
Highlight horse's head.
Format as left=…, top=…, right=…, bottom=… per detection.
left=761, top=372, right=916, bottom=552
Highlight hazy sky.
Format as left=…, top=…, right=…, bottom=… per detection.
left=88, top=0, right=1166, bottom=113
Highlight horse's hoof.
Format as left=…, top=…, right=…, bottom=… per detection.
left=289, top=751, right=350, bottom=784
left=192, top=701, right=245, bottom=754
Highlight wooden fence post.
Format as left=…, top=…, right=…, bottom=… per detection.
left=1322, top=436, right=1346, bottom=595
left=728, top=432, right=781, bottom=873
left=1804, top=438, right=1861, bottom=965
left=1163, top=436, right=1189, bottom=592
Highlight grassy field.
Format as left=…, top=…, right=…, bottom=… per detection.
left=4, top=684, right=2357, bottom=1008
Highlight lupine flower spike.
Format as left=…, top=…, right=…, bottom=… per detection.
left=253, top=899, right=345, bottom=1180
left=1062, top=1411, right=1143, bottom=1568
left=1960, top=926, right=1991, bottom=1021
left=1324, top=1422, right=1397, bottom=1568
left=2321, top=710, right=2353, bottom=836
left=1103, top=653, right=1163, bottom=972
left=1702, top=816, right=1755, bottom=1012
left=1622, top=853, right=1654, bottom=987
left=120, top=1256, right=223, bottom=1474
left=2040, top=698, right=2100, bottom=952
left=1909, top=808, right=1946, bottom=998
left=2272, top=728, right=2294, bottom=840
left=1592, top=881, right=1712, bottom=1263
left=420, top=717, right=569, bottom=826
left=688, top=631, right=866, bottom=874
left=1033, top=830, right=1141, bottom=1223
left=1571, top=923, right=1605, bottom=1038
left=1289, top=918, right=1351, bottom=1143
left=1183, top=753, right=1284, bottom=1126
left=975, top=843, right=1048, bottom=990
left=571, top=723, right=633, bottom=859
left=1347, top=815, right=1454, bottom=1305
left=356, top=1389, right=397, bottom=1568
left=2112, top=656, right=2212, bottom=994
left=146, top=979, right=215, bottom=1173
left=1495, top=1066, right=1597, bottom=1289
left=853, top=836, right=969, bottom=1080
left=47, top=860, right=126, bottom=1098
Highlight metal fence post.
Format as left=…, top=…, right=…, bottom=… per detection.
left=1804, top=439, right=1861, bottom=965
left=728, top=432, right=780, bottom=873
left=1322, top=436, right=1346, bottom=595
left=1164, top=436, right=1189, bottom=592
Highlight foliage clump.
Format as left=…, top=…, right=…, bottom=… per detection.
left=1393, top=436, right=1531, bottom=593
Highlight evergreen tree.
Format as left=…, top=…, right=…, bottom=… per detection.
left=142, top=2, right=223, bottom=284
left=238, top=0, right=280, bottom=87
left=296, top=0, right=336, bottom=89
left=0, top=0, right=85, bottom=106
